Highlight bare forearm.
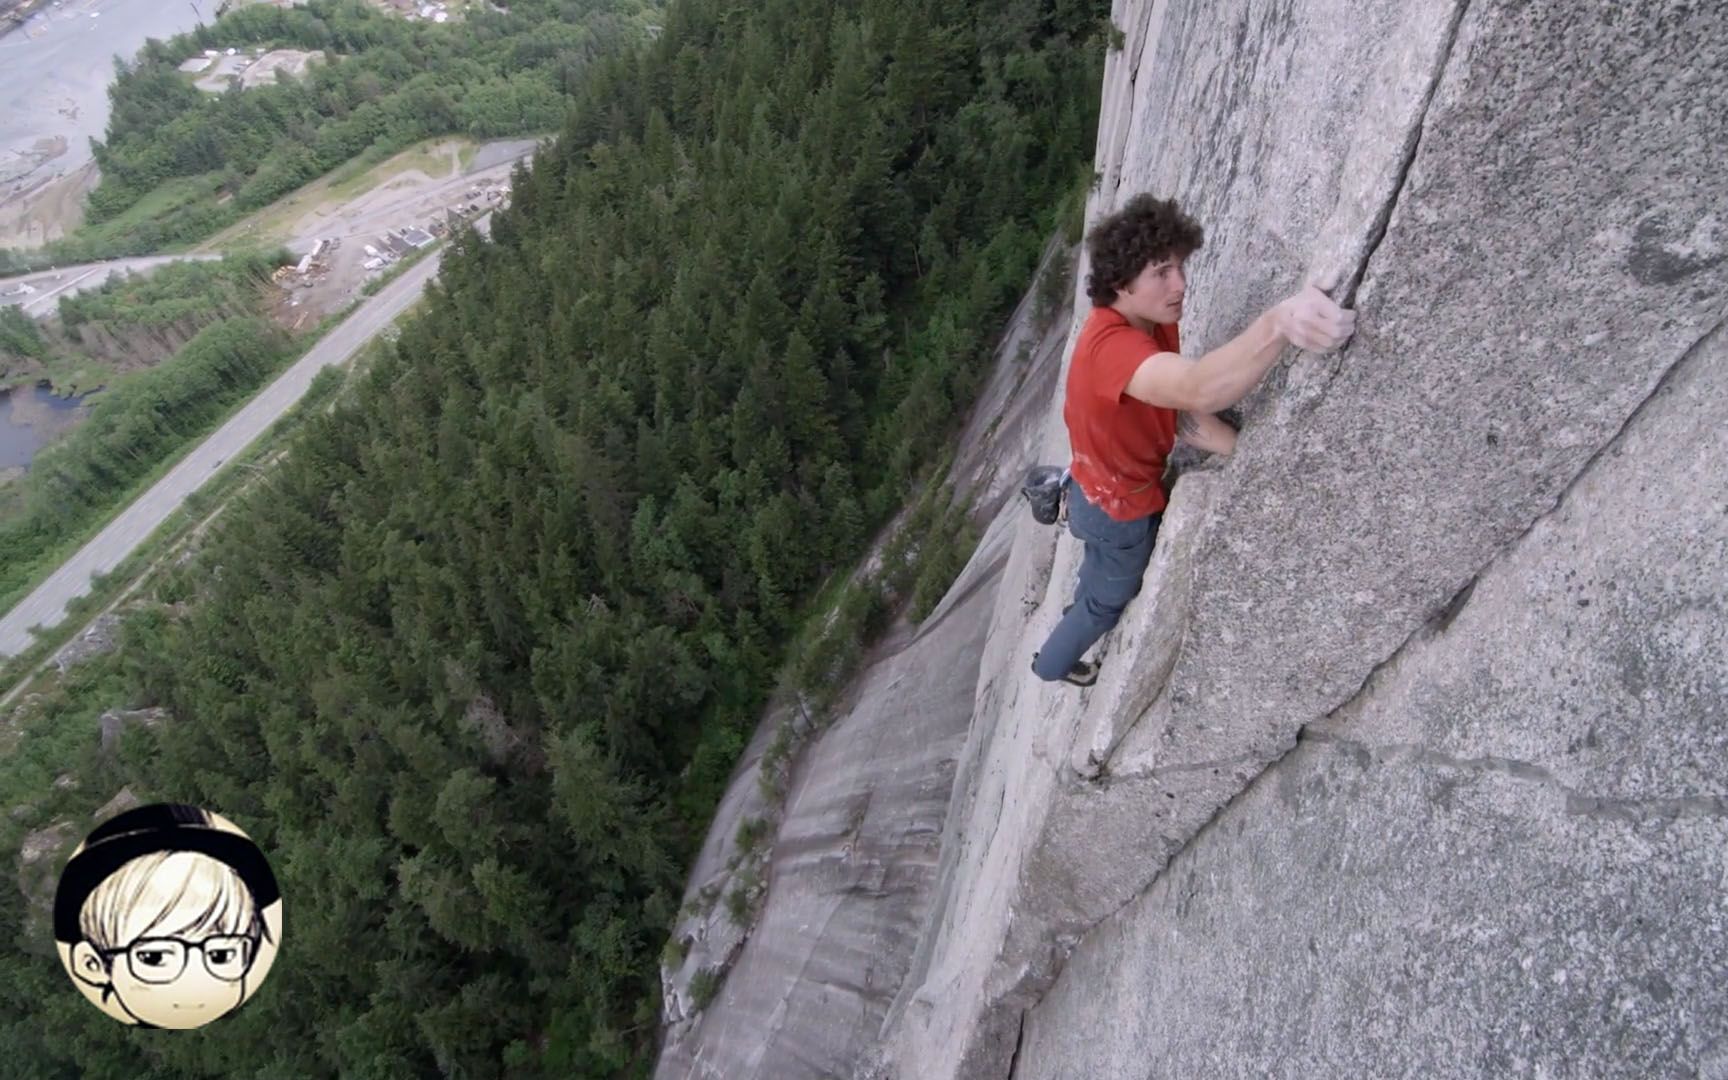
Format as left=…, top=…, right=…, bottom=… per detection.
left=1176, top=410, right=1238, bottom=456
left=1189, top=310, right=1286, bottom=412
left=1130, top=286, right=1353, bottom=414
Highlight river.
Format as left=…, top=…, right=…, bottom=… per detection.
left=0, top=381, right=92, bottom=469
left=0, top=0, right=210, bottom=190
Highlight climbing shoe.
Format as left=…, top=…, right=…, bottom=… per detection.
left=1031, top=652, right=1098, bottom=687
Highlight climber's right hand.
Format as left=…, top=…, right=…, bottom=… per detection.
left=1274, top=283, right=1357, bottom=352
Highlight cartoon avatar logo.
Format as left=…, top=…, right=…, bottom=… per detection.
left=52, top=804, right=283, bottom=1029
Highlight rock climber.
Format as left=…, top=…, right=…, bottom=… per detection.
left=1031, top=193, right=1357, bottom=686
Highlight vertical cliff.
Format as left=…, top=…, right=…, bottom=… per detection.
left=653, top=240, right=1076, bottom=1078
left=659, top=1, right=1727, bottom=1076
left=872, top=0, right=1728, bottom=1076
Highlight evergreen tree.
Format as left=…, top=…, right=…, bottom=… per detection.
left=0, top=0, right=1110, bottom=1074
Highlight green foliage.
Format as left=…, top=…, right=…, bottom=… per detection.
left=909, top=500, right=981, bottom=624
left=1033, top=246, right=1076, bottom=330
left=0, top=315, right=292, bottom=612
left=1061, top=163, right=1094, bottom=245
left=671, top=712, right=747, bottom=833
left=722, top=884, right=749, bottom=924
left=734, top=815, right=771, bottom=855
left=0, top=247, right=37, bottom=275
left=723, top=863, right=762, bottom=925
left=56, top=250, right=285, bottom=333
left=54, top=0, right=658, bottom=258
left=659, top=935, right=686, bottom=970
left=299, top=362, right=349, bottom=411
left=53, top=172, right=240, bottom=261
left=0, top=305, right=47, bottom=360
left=3, top=252, right=288, bottom=401
left=0, top=0, right=1108, bottom=1074
left=756, top=721, right=797, bottom=804
left=687, top=967, right=721, bottom=1012
left=787, top=580, right=888, bottom=713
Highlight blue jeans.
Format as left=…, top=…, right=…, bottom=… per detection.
left=1032, top=476, right=1162, bottom=680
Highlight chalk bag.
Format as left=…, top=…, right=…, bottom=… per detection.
left=1021, top=465, right=1065, bottom=525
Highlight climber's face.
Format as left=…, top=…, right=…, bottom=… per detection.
left=1115, top=254, right=1187, bottom=326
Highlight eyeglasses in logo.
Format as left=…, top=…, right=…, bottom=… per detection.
left=53, top=804, right=283, bottom=1029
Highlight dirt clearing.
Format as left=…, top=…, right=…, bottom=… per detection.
left=0, top=158, right=94, bottom=250
left=209, top=136, right=540, bottom=326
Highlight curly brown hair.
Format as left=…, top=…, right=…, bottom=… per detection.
left=1084, top=193, right=1204, bottom=306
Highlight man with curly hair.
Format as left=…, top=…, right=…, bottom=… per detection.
left=1031, top=193, right=1357, bottom=686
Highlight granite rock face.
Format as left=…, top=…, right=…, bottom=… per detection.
left=656, top=514, right=1009, bottom=1078
left=50, top=612, right=122, bottom=673
left=874, top=0, right=1728, bottom=1076
left=15, top=817, right=76, bottom=917
left=1015, top=320, right=1728, bottom=1079
left=97, top=706, right=170, bottom=756
left=652, top=243, right=1073, bottom=1078
left=659, top=0, right=1726, bottom=1075
left=92, top=785, right=141, bottom=823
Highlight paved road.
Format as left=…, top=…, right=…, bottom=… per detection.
left=0, top=254, right=226, bottom=316
left=0, top=222, right=482, bottom=657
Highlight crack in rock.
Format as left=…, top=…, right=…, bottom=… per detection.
left=1303, top=731, right=1728, bottom=824
left=1248, top=307, right=1728, bottom=792
left=1086, top=750, right=1266, bottom=788
left=1340, top=0, right=1475, bottom=310
left=1055, top=309, right=1728, bottom=1005
left=1309, top=0, right=1477, bottom=397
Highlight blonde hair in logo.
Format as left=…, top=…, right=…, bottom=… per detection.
left=56, top=806, right=284, bottom=1027
left=80, top=851, right=263, bottom=951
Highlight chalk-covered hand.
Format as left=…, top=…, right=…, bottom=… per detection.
left=1275, top=284, right=1357, bottom=352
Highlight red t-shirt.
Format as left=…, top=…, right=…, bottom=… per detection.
left=1064, top=305, right=1182, bottom=521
